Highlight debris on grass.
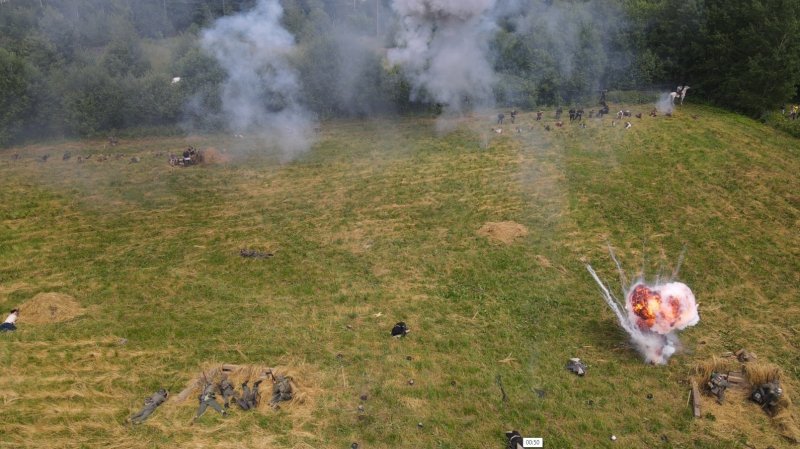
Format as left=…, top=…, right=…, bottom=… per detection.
left=566, top=358, right=587, bottom=376
left=506, top=430, right=524, bottom=449
left=239, top=248, right=273, bottom=259
left=391, top=321, right=410, bottom=337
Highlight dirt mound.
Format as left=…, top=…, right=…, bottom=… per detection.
left=19, top=292, right=84, bottom=324
left=201, top=147, right=231, bottom=165
left=477, top=221, right=529, bottom=244
left=175, top=363, right=309, bottom=412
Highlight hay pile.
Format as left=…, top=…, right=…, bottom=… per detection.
left=477, top=221, right=529, bottom=244
left=692, top=355, right=799, bottom=443
left=18, top=292, right=84, bottom=324
left=175, top=364, right=307, bottom=412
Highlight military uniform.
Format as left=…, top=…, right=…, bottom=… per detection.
left=130, top=389, right=168, bottom=424
left=236, top=380, right=262, bottom=410
left=195, top=383, right=226, bottom=420
left=707, top=372, right=729, bottom=403
left=751, top=381, right=783, bottom=415
left=270, top=376, right=293, bottom=408
left=219, top=377, right=236, bottom=408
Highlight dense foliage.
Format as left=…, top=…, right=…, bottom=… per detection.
left=0, top=0, right=798, bottom=145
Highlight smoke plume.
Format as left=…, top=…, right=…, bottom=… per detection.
left=201, top=0, right=315, bottom=157
left=655, top=92, right=675, bottom=114
left=387, top=0, right=498, bottom=114
left=586, top=248, right=699, bottom=365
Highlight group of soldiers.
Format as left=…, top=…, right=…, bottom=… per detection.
left=706, top=372, right=784, bottom=416
left=129, top=370, right=294, bottom=425
left=496, top=109, right=518, bottom=125
left=169, top=146, right=203, bottom=167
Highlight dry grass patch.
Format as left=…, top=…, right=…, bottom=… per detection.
left=18, top=292, right=84, bottom=324
left=692, top=356, right=799, bottom=444
left=477, top=221, right=529, bottom=244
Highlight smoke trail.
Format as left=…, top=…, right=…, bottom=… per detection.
left=586, top=249, right=700, bottom=365
left=387, top=0, right=498, bottom=114
left=201, top=0, right=315, bottom=157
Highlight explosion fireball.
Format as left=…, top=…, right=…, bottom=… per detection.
left=587, top=247, right=700, bottom=364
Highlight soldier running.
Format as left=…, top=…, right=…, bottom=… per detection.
left=129, top=389, right=168, bottom=424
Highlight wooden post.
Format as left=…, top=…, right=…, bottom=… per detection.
left=691, top=379, right=701, bottom=418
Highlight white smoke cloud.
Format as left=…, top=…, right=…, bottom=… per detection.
left=656, top=92, right=675, bottom=114
left=586, top=249, right=700, bottom=365
left=201, top=0, right=315, bottom=157
left=387, top=0, right=498, bottom=113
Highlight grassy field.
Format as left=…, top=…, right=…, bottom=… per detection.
left=0, top=105, right=798, bottom=449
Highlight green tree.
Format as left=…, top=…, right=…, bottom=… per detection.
left=0, top=49, right=34, bottom=146
left=690, top=0, right=800, bottom=115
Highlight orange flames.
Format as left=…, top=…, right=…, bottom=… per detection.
left=628, top=284, right=685, bottom=330
left=629, top=284, right=659, bottom=328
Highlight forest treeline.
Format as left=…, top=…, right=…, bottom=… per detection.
left=1, top=0, right=799, bottom=145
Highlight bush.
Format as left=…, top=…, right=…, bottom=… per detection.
left=762, top=111, right=800, bottom=138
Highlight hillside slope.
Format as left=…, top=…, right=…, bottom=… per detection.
left=0, top=106, right=798, bottom=448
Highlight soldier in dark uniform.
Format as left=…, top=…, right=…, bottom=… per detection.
left=194, top=382, right=227, bottom=421
left=555, top=107, right=563, bottom=120
left=751, top=381, right=783, bottom=415
left=270, top=375, right=293, bottom=408
left=510, top=109, right=517, bottom=124
left=707, top=372, right=729, bottom=403
left=497, top=113, right=505, bottom=125
left=568, top=108, right=576, bottom=121
left=235, top=379, right=263, bottom=410
left=218, top=374, right=237, bottom=408
left=129, top=389, right=168, bottom=424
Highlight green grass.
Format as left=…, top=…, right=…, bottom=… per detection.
left=0, top=106, right=798, bottom=448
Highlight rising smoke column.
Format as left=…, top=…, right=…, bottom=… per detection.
left=586, top=248, right=699, bottom=365
left=387, top=0, right=498, bottom=114
left=201, top=0, right=314, bottom=156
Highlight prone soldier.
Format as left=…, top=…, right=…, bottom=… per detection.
left=194, top=381, right=227, bottom=421
left=236, top=379, right=263, bottom=410
left=129, top=389, right=168, bottom=424
left=218, top=374, right=237, bottom=408
left=270, top=375, right=293, bottom=408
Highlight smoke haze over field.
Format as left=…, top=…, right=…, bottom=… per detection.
left=388, top=0, right=498, bottom=114
left=200, top=0, right=315, bottom=156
